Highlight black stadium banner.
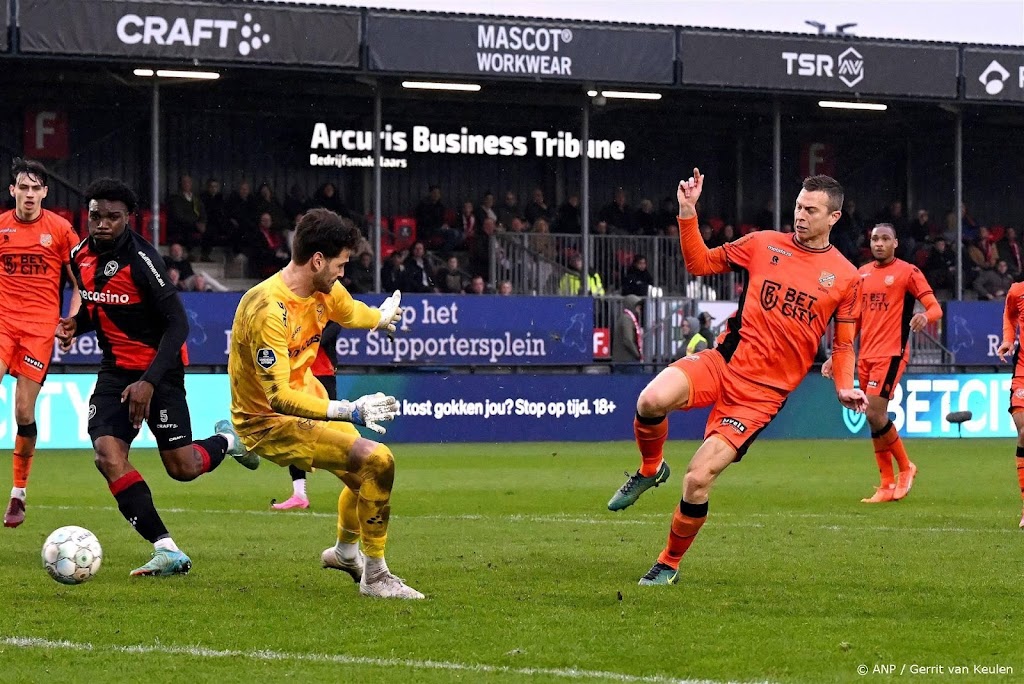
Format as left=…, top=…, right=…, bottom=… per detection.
left=680, top=32, right=958, bottom=98
left=0, top=0, right=8, bottom=53
left=366, top=13, right=676, bottom=84
left=18, top=0, right=360, bottom=67
left=964, top=49, right=1024, bottom=102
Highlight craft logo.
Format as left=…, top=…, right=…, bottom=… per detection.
left=117, top=11, right=270, bottom=56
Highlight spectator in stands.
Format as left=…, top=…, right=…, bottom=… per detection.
left=468, top=217, right=496, bottom=278
left=167, top=267, right=185, bottom=291
left=311, top=181, right=348, bottom=218
left=912, top=208, right=936, bottom=245
left=250, top=211, right=290, bottom=277
left=960, top=201, right=980, bottom=243
left=476, top=191, right=497, bottom=226
left=531, top=217, right=557, bottom=261
left=199, top=178, right=228, bottom=260
left=496, top=190, right=523, bottom=230
left=188, top=273, right=215, bottom=293
left=697, top=311, right=716, bottom=350
left=455, top=201, right=477, bottom=244
left=556, top=193, right=581, bottom=234
left=466, top=275, right=489, bottom=295
left=507, top=216, right=529, bottom=235
left=225, top=180, right=259, bottom=253
left=599, top=187, right=632, bottom=234
left=380, top=250, right=404, bottom=292
left=699, top=222, right=714, bottom=243
left=344, top=251, right=375, bottom=294
left=525, top=188, right=554, bottom=225
left=877, top=200, right=910, bottom=254
left=415, top=184, right=460, bottom=255
left=999, top=227, right=1024, bottom=277
left=166, top=174, right=206, bottom=250
left=969, top=226, right=998, bottom=271
left=656, top=196, right=677, bottom=234
left=974, top=259, right=1013, bottom=300
left=633, top=199, right=658, bottom=236
left=621, top=254, right=654, bottom=297
left=164, top=243, right=195, bottom=284
left=612, top=294, right=644, bottom=364
left=497, top=280, right=513, bottom=295
left=255, top=182, right=289, bottom=232
left=832, top=197, right=864, bottom=261
left=283, top=183, right=308, bottom=223
left=401, top=242, right=437, bottom=293
left=711, top=223, right=736, bottom=248
left=559, top=253, right=605, bottom=296
left=437, top=256, right=471, bottom=294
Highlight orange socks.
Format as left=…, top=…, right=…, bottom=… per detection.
left=869, top=436, right=896, bottom=487
left=1016, top=448, right=1024, bottom=501
left=634, top=413, right=668, bottom=477
left=657, top=500, right=708, bottom=569
left=877, top=421, right=911, bottom=472
left=12, top=425, right=38, bottom=489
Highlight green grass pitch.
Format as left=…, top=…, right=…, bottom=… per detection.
left=1, top=439, right=1022, bottom=683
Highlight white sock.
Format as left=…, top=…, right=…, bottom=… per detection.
left=154, top=537, right=180, bottom=552
left=292, top=477, right=307, bottom=498
left=364, top=556, right=388, bottom=577
left=334, top=541, right=359, bottom=561
left=218, top=431, right=236, bottom=452
left=11, top=487, right=25, bottom=501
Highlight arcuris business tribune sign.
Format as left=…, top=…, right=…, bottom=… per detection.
left=680, top=31, right=958, bottom=98
left=366, top=13, right=675, bottom=85
left=18, top=0, right=360, bottom=67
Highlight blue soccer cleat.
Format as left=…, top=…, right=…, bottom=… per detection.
left=215, top=419, right=260, bottom=470
left=638, top=562, right=679, bottom=586
left=130, top=549, right=192, bottom=577
left=607, top=461, right=670, bottom=511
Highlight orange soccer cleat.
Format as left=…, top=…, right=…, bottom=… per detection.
left=861, top=484, right=896, bottom=503
left=892, top=462, right=918, bottom=501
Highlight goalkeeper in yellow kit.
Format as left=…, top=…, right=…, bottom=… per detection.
left=228, top=208, right=422, bottom=599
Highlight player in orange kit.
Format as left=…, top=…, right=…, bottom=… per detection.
left=996, top=280, right=1024, bottom=527
left=1, top=158, right=81, bottom=528
left=823, top=223, right=941, bottom=503
left=608, top=169, right=867, bottom=586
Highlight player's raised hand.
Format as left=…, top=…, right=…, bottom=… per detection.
left=375, top=290, right=403, bottom=334
left=55, top=316, right=77, bottom=352
left=837, top=388, right=868, bottom=413
left=121, top=380, right=155, bottom=430
left=997, top=339, right=1015, bottom=362
left=677, top=167, right=704, bottom=220
left=820, top=357, right=834, bottom=379
left=909, top=312, right=929, bottom=333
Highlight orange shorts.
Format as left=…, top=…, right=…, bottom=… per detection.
left=0, top=322, right=53, bottom=385
left=1009, top=376, right=1024, bottom=414
left=671, top=349, right=787, bottom=458
left=858, top=355, right=907, bottom=400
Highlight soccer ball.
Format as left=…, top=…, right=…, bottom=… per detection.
left=42, top=526, right=102, bottom=585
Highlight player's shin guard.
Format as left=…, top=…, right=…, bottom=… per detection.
left=1016, top=447, right=1024, bottom=501
left=109, top=471, right=170, bottom=543
left=192, top=435, right=228, bottom=474
left=338, top=485, right=360, bottom=544
left=356, top=444, right=395, bottom=558
left=869, top=428, right=896, bottom=487
left=656, top=499, right=708, bottom=569
left=635, top=413, right=668, bottom=477
left=878, top=421, right=911, bottom=472
left=12, top=422, right=37, bottom=489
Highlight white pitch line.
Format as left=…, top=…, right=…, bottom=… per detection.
left=0, top=636, right=772, bottom=684
left=30, top=504, right=1014, bottom=534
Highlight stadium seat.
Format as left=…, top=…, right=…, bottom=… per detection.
left=390, top=216, right=417, bottom=253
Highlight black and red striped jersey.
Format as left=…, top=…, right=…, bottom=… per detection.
left=69, top=228, right=188, bottom=383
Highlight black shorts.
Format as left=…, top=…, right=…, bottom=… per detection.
left=87, top=368, right=192, bottom=450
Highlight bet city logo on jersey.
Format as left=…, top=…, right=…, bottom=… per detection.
left=116, top=11, right=270, bottom=56
left=760, top=280, right=819, bottom=324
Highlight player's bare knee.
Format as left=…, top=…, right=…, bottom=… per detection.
left=164, top=459, right=199, bottom=482
left=682, top=466, right=714, bottom=496
left=93, top=448, right=125, bottom=479
left=636, top=386, right=670, bottom=418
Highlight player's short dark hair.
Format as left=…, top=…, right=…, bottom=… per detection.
left=10, top=158, right=48, bottom=186
left=872, top=222, right=897, bottom=236
left=84, top=178, right=138, bottom=213
left=292, top=208, right=361, bottom=264
left=802, top=175, right=844, bottom=213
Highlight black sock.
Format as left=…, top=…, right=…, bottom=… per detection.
left=193, top=435, right=228, bottom=473
left=109, top=472, right=169, bottom=543
left=1016, top=446, right=1024, bottom=459
left=288, top=464, right=306, bottom=481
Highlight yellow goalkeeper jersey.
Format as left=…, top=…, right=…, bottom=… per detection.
left=229, top=273, right=380, bottom=435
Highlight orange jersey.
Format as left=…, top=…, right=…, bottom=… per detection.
left=1003, top=282, right=1024, bottom=378
left=678, top=217, right=861, bottom=393
left=0, top=208, right=78, bottom=326
left=857, top=258, right=934, bottom=360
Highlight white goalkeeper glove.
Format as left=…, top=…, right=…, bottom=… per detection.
left=327, top=392, right=399, bottom=435
left=375, top=290, right=402, bottom=334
